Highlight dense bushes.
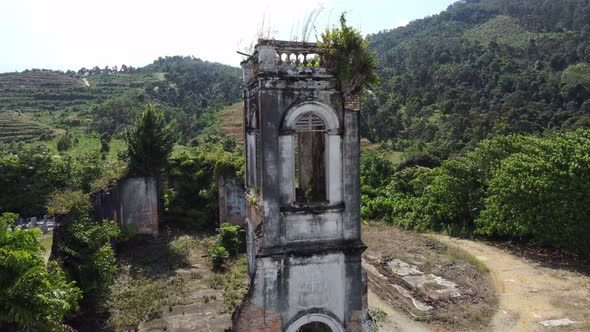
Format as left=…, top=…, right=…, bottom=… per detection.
left=363, top=130, right=590, bottom=253
left=165, top=136, right=243, bottom=230
left=53, top=193, right=121, bottom=325
left=208, top=223, right=245, bottom=270
left=0, top=146, right=71, bottom=216
left=0, top=212, right=82, bottom=331
left=0, top=141, right=124, bottom=216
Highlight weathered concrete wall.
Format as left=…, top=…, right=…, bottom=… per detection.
left=218, top=175, right=246, bottom=226
left=234, top=252, right=365, bottom=331
left=92, top=177, right=158, bottom=236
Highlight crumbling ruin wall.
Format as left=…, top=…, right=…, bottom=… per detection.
left=218, top=175, right=246, bottom=226
left=92, top=176, right=158, bottom=236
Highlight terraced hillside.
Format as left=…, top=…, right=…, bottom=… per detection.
left=0, top=110, right=54, bottom=143
left=0, top=71, right=163, bottom=129
left=0, top=58, right=241, bottom=143
left=0, top=71, right=86, bottom=89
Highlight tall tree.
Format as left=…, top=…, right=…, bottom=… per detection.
left=125, top=103, right=176, bottom=176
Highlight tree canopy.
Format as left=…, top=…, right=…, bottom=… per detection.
left=125, top=103, right=177, bottom=176
left=363, top=0, right=590, bottom=157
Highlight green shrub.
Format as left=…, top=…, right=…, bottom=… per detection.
left=319, top=13, right=378, bottom=95
left=57, top=133, right=74, bottom=151
left=0, top=213, right=82, bottom=331
left=209, top=243, right=230, bottom=270
left=396, top=152, right=441, bottom=171
left=125, top=103, right=176, bottom=176
left=369, top=307, right=388, bottom=332
left=46, top=190, right=91, bottom=217
left=217, top=223, right=245, bottom=256
left=208, top=223, right=244, bottom=269
left=364, top=130, right=590, bottom=253
left=361, top=150, right=395, bottom=198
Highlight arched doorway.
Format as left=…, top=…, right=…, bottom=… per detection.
left=285, top=313, right=344, bottom=332
left=297, top=321, right=332, bottom=332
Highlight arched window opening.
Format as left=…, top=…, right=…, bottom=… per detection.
left=294, top=112, right=326, bottom=203
left=296, top=321, right=332, bottom=332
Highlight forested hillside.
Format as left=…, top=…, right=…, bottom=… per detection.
left=364, top=0, right=590, bottom=157
left=0, top=57, right=240, bottom=146
left=0, top=57, right=241, bottom=217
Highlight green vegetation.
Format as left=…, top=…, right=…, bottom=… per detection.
left=0, top=212, right=82, bottom=331
left=125, top=104, right=177, bottom=176
left=0, top=70, right=85, bottom=89
left=209, top=256, right=249, bottom=313
left=2, top=0, right=590, bottom=327
left=107, top=276, right=168, bottom=330
left=368, top=307, right=388, bottom=332
left=50, top=195, right=120, bottom=329
left=0, top=110, right=54, bottom=144
left=0, top=142, right=126, bottom=216
left=106, top=231, right=246, bottom=331
left=106, top=234, right=202, bottom=331
left=464, top=15, right=534, bottom=48
left=165, top=135, right=243, bottom=230
left=363, top=130, right=590, bottom=253
left=319, top=14, right=378, bottom=95
left=0, top=146, right=72, bottom=216
left=364, top=0, right=590, bottom=158
left=443, top=245, right=488, bottom=273
left=208, top=223, right=245, bottom=270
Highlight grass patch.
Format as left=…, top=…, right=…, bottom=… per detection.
left=106, top=277, right=168, bottom=331
left=360, top=138, right=403, bottom=164
left=444, top=245, right=488, bottom=272
left=38, top=232, right=53, bottom=253
left=169, top=235, right=202, bottom=257
left=209, top=256, right=249, bottom=314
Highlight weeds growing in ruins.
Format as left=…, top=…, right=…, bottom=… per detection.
left=368, top=307, right=388, bottom=332
left=209, top=256, right=249, bottom=314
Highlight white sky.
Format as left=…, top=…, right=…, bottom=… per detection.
left=0, top=0, right=457, bottom=72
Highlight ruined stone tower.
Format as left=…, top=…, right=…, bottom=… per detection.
left=234, top=40, right=369, bottom=332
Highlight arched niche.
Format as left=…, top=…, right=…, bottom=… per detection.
left=279, top=101, right=342, bottom=206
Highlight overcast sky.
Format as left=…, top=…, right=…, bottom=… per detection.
left=0, top=0, right=457, bottom=72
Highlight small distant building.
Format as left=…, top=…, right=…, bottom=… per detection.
left=233, top=40, right=369, bottom=332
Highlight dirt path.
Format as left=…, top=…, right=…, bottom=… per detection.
left=368, top=288, right=434, bottom=332
left=432, top=235, right=590, bottom=332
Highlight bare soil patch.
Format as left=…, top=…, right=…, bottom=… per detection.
left=486, top=240, right=590, bottom=276
left=362, top=223, right=498, bottom=331
left=433, top=235, right=590, bottom=332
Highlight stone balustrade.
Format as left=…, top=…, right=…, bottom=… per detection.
left=257, top=39, right=327, bottom=68
left=243, top=40, right=335, bottom=77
